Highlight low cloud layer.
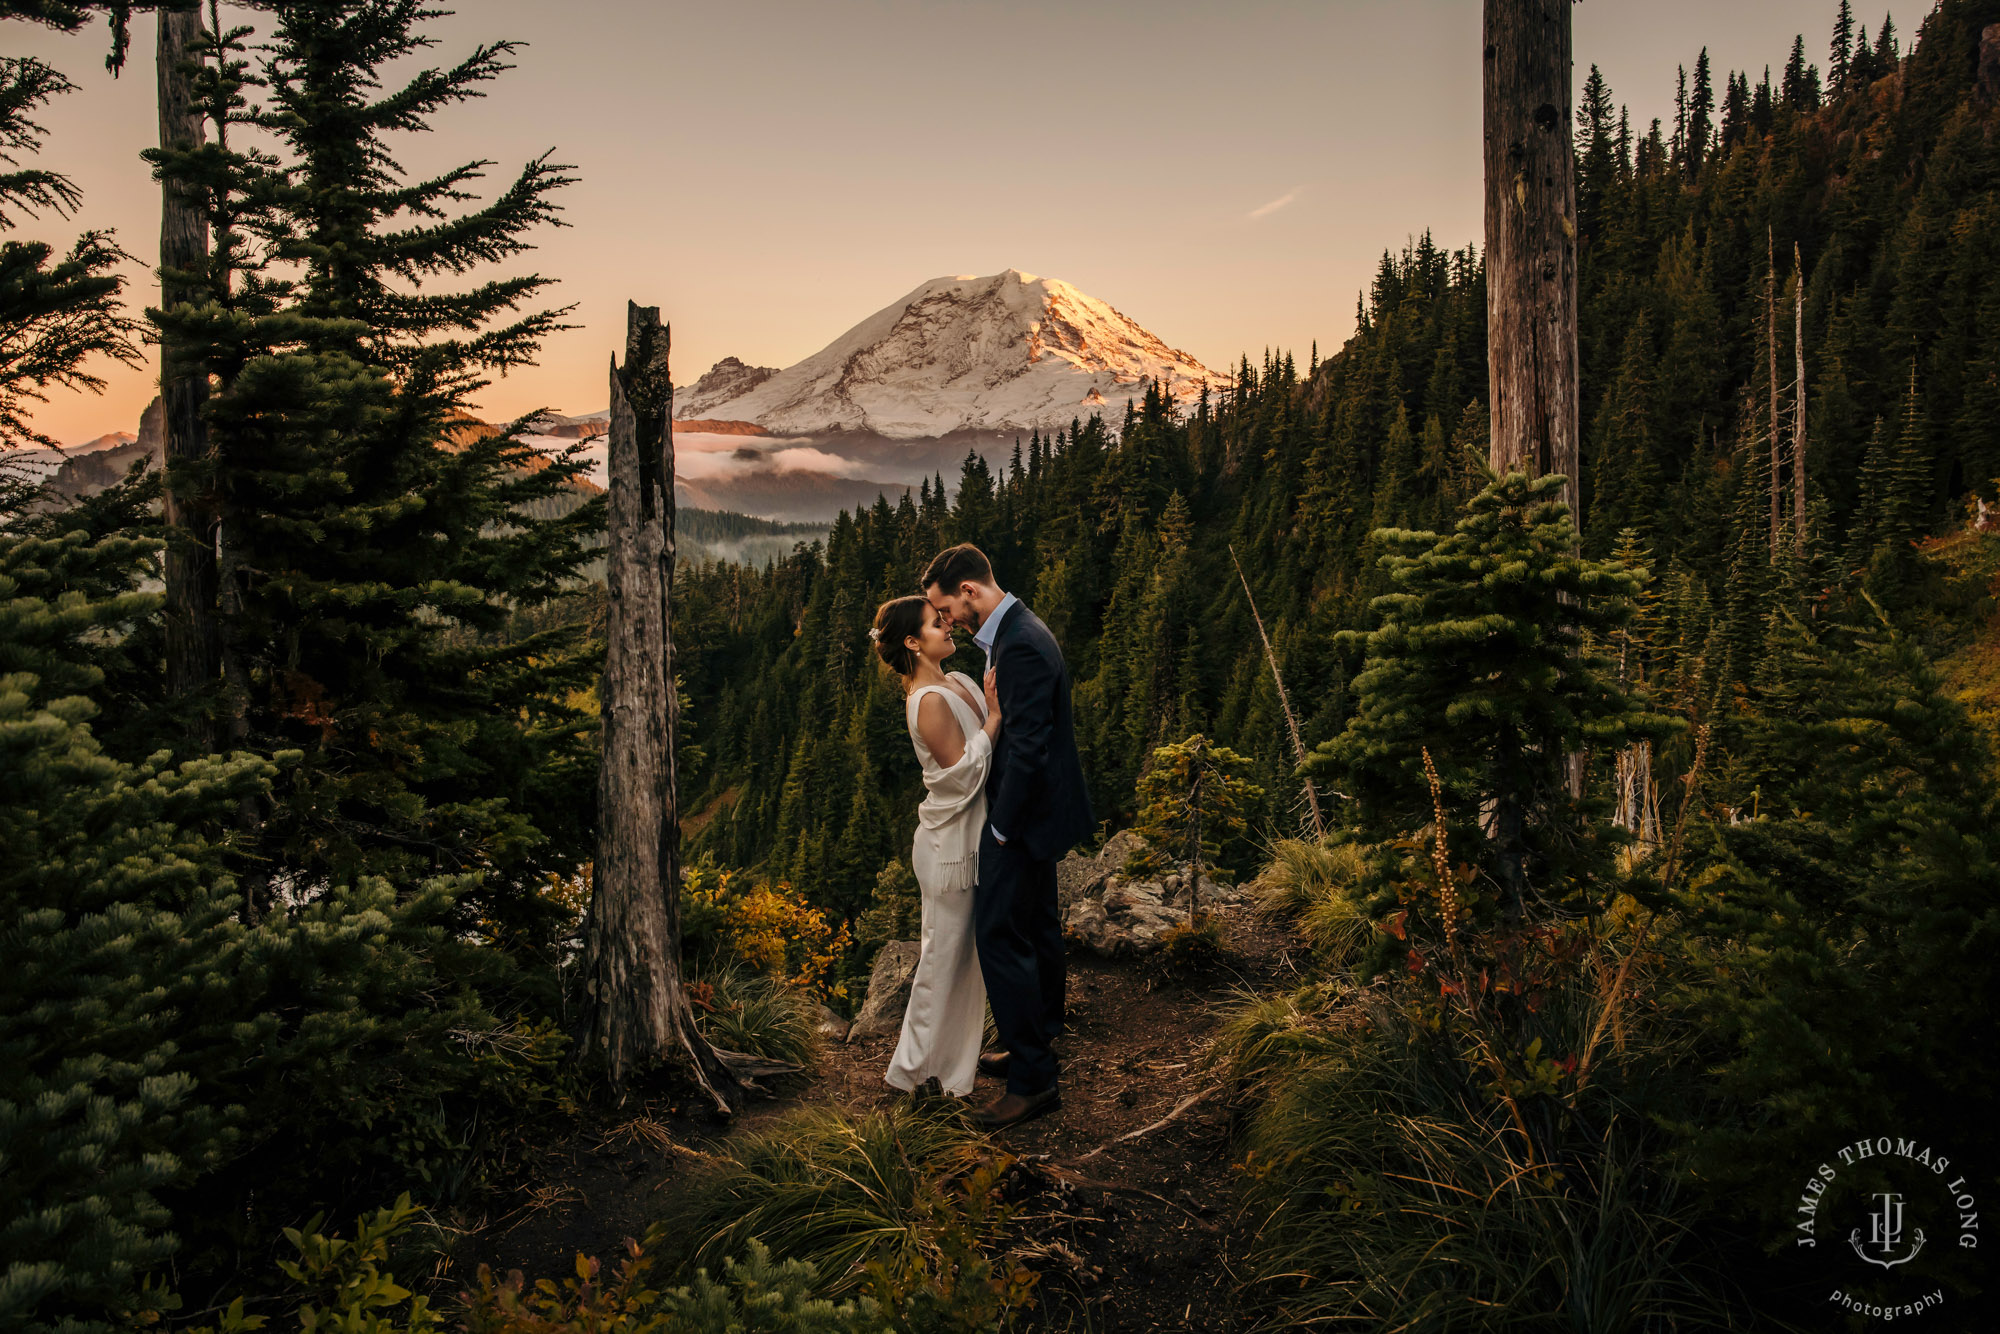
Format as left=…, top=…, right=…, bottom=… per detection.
left=564, top=431, right=881, bottom=485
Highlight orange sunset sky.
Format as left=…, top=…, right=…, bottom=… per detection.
left=10, top=0, right=1933, bottom=446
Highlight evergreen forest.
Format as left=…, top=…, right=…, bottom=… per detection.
left=4, top=0, right=1999, bottom=1330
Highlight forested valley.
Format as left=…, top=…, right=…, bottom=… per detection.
left=5, top=0, right=1999, bottom=1330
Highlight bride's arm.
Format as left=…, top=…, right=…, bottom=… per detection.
left=916, top=692, right=969, bottom=768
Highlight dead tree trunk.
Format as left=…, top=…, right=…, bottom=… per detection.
left=1793, top=244, right=1808, bottom=557
left=1483, top=0, right=1578, bottom=519
left=1228, top=544, right=1325, bottom=839
left=584, top=303, right=740, bottom=1110
left=158, top=7, right=219, bottom=746
left=1767, top=229, right=1782, bottom=559
left=1485, top=0, right=1583, bottom=801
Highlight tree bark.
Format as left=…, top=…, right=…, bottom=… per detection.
left=584, top=303, right=740, bottom=1110
left=1483, top=0, right=1578, bottom=519
left=158, top=7, right=219, bottom=745
left=1793, top=244, right=1808, bottom=557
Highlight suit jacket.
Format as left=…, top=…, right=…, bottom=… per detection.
left=984, top=603, right=1093, bottom=862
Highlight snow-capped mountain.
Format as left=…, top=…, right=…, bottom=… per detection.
left=674, top=270, right=1229, bottom=438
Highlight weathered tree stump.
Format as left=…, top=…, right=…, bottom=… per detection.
left=583, top=302, right=742, bottom=1110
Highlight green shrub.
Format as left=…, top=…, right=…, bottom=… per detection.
left=1670, top=606, right=2000, bottom=1241
left=467, top=1236, right=890, bottom=1334
left=1143, top=913, right=1226, bottom=989
left=182, top=1198, right=891, bottom=1334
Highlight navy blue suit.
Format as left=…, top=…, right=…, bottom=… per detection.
left=976, top=602, right=1091, bottom=1095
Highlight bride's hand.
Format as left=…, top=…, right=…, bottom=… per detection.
left=983, top=667, right=1002, bottom=735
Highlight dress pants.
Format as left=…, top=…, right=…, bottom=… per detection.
left=973, top=826, right=1066, bottom=1096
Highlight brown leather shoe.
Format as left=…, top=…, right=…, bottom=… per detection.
left=970, top=1084, right=1061, bottom=1131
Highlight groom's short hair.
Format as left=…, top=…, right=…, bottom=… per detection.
left=922, top=543, right=994, bottom=593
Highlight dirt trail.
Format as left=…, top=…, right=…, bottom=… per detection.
left=461, top=903, right=1292, bottom=1333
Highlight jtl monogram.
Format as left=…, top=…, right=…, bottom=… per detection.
left=1851, top=1193, right=1927, bottom=1269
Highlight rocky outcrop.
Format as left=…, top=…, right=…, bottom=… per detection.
left=44, top=397, right=160, bottom=501
left=848, top=940, right=923, bottom=1038
left=1057, top=828, right=1148, bottom=915
left=675, top=356, right=780, bottom=420
left=1057, top=831, right=1250, bottom=956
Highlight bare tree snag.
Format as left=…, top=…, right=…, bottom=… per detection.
left=1483, top=0, right=1578, bottom=519
left=1793, top=244, right=1808, bottom=557
left=158, top=7, right=219, bottom=744
left=585, top=302, right=741, bottom=1110
left=1767, top=229, right=1782, bottom=558
left=1228, top=544, right=1325, bottom=839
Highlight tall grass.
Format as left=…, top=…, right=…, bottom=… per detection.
left=1223, top=980, right=1741, bottom=1332
left=694, top=963, right=822, bottom=1068
left=661, top=1101, right=1000, bottom=1298
left=1254, top=838, right=1373, bottom=969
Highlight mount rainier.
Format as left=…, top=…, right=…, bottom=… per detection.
left=674, top=269, right=1229, bottom=437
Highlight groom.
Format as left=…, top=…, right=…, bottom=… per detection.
left=923, top=543, right=1092, bottom=1130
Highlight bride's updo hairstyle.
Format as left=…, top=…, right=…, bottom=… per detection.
left=871, top=595, right=933, bottom=677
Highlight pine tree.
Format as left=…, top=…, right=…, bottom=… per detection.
left=1687, top=48, right=1715, bottom=178
left=1830, top=1, right=1855, bottom=88
left=1576, top=65, right=1617, bottom=241
left=1304, top=470, right=1669, bottom=919
left=0, top=44, right=138, bottom=456
left=1781, top=35, right=1820, bottom=110
left=1676, top=606, right=2000, bottom=1226
left=0, top=522, right=269, bottom=1330
left=1719, top=70, right=1749, bottom=150
left=1874, top=14, right=1898, bottom=69
left=154, top=0, right=603, bottom=925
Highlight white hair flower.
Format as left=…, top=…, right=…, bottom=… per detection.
left=867, top=627, right=881, bottom=642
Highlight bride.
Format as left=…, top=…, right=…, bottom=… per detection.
left=870, top=594, right=1001, bottom=1097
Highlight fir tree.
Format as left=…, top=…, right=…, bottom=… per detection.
left=1686, top=48, right=1715, bottom=178
left=1830, top=0, right=1855, bottom=88
left=1874, top=14, right=1898, bottom=69
left=1781, top=34, right=1820, bottom=110
left=153, top=0, right=603, bottom=925
left=1304, top=470, right=1670, bottom=920
left=1677, top=606, right=2000, bottom=1226
left=0, top=523, right=268, bottom=1331
left=0, top=46, right=138, bottom=455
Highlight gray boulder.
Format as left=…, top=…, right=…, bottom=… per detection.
left=1065, top=874, right=1185, bottom=956
left=848, top=940, right=923, bottom=1038
left=814, top=1003, right=851, bottom=1043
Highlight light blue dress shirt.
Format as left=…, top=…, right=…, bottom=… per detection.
left=972, top=590, right=1018, bottom=655
left=973, top=591, right=1018, bottom=842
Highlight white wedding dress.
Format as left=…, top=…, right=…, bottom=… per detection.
left=884, top=671, right=991, bottom=1097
